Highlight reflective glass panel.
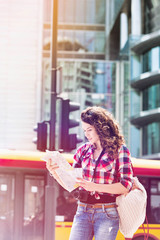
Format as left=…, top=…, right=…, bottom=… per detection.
left=142, top=47, right=160, bottom=73
left=58, top=0, right=65, bottom=22
left=57, top=30, right=105, bottom=53
left=95, top=0, right=105, bottom=24
left=43, top=0, right=52, bottom=22
left=57, top=0, right=106, bottom=24
left=142, top=50, right=151, bottom=73
left=86, top=0, right=96, bottom=24
left=75, top=0, right=85, bottom=23
left=131, top=55, right=141, bottom=80
left=64, top=0, right=74, bottom=23
left=151, top=47, right=160, bottom=71
left=142, top=84, right=160, bottom=111
left=95, top=32, right=105, bottom=53
left=42, top=60, right=117, bottom=143
left=142, top=122, right=160, bottom=155
left=130, top=90, right=140, bottom=117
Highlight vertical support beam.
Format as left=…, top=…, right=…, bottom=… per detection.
left=49, top=0, right=58, bottom=151
left=131, top=0, right=142, bottom=36
left=44, top=174, right=56, bottom=240
left=115, top=61, right=120, bottom=121
left=120, top=12, right=128, bottom=50
left=44, top=1, right=58, bottom=240
left=14, top=172, right=24, bottom=240
left=105, top=0, right=110, bottom=59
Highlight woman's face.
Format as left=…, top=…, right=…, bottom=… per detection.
left=82, top=121, right=100, bottom=145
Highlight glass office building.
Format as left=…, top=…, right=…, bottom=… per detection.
left=131, top=39, right=160, bottom=158
left=110, top=0, right=160, bottom=159
left=130, top=1, right=160, bottom=159
left=42, top=0, right=130, bottom=145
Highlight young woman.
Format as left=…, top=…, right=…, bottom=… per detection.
left=46, top=106, right=133, bottom=240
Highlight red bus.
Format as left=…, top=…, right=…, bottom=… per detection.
left=0, top=149, right=160, bottom=240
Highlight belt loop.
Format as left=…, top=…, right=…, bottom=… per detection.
left=84, top=204, right=87, bottom=212
left=102, top=204, right=105, bottom=212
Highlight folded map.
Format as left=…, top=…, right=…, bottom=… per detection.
left=42, top=150, right=82, bottom=192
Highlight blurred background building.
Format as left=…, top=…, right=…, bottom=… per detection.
left=0, top=0, right=43, bottom=150
left=42, top=0, right=130, bottom=148
left=0, top=0, right=160, bottom=160
left=115, top=0, right=160, bottom=159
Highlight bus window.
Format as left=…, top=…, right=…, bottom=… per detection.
left=23, top=175, right=45, bottom=240
left=0, top=174, right=15, bottom=240
left=150, top=179, right=160, bottom=224
left=55, top=183, right=78, bottom=222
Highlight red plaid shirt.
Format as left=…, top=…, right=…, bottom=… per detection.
left=73, top=143, right=133, bottom=191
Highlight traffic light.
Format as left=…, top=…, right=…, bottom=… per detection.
left=59, top=98, right=82, bottom=151
left=33, top=121, right=48, bottom=151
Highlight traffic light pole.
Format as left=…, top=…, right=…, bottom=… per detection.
left=49, top=0, right=58, bottom=151
left=44, top=1, right=58, bottom=240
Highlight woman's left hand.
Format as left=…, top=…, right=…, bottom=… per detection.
left=76, top=178, right=97, bottom=192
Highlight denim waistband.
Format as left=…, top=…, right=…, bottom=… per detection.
left=78, top=202, right=117, bottom=211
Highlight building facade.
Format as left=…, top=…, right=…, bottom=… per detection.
left=130, top=1, right=160, bottom=159
left=0, top=0, right=43, bottom=150
left=108, top=0, right=160, bottom=159
left=42, top=0, right=130, bottom=147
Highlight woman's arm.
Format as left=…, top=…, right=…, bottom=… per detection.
left=46, top=159, right=68, bottom=190
left=76, top=178, right=129, bottom=195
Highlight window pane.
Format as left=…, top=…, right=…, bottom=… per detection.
left=95, top=0, right=106, bottom=24
left=142, top=47, right=160, bottom=73
left=151, top=47, right=159, bottom=71
left=85, top=32, right=95, bottom=52
left=131, top=55, right=141, bottom=79
left=0, top=174, right=15, bottom=240
left=86, top=0, right=95, bottom=24
left=23, top=175, right=45, bottom=240
left=64, top=0, right=74, bottom=23
left=142, top=125, right=148, bottom=155
left=43, top=0, right=52, bottom=22
left=150, top=179, right=160, bottom=223
left=58, top=30, right=105, bottom=53
left=58, top=30, right=74, bottom=51
left=75, top=31, right=86, bottom=52
left=95, top=32, right=105, bottom=52
left=58, top=0, right=65, bottom=22
left=56, top=189, right=77, bottom=222
left=130, top=90, right=140, bottom=117
left=142, top=50, right=151, bottom=73
left=75, top=0, right=85, bottom=23
left=142, top=122, right=160, bottom=155
left=142, top=84, right=160, bottom=111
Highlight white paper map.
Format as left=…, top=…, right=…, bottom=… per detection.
left=42, top=150, right=82, bottom=192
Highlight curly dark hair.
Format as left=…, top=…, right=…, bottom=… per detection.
left=81, top=106, right=125, bottom=159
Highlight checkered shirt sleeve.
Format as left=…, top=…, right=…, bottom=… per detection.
left=117, top=145, right=133, bottom=191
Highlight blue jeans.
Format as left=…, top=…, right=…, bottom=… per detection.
left=69, top=203, right=119, bottom=240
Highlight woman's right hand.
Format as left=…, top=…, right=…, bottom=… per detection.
left=46, top=159, right=59, bottom=179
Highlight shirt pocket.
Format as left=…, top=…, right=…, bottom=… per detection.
left=99, top=159, right=116, bottom=182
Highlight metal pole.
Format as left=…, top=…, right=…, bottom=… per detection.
left=49, top=0, right=58, bottom=151
left=44, top=1, right=58, bottom=240
left=44, top=174, right=56, bottom=240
